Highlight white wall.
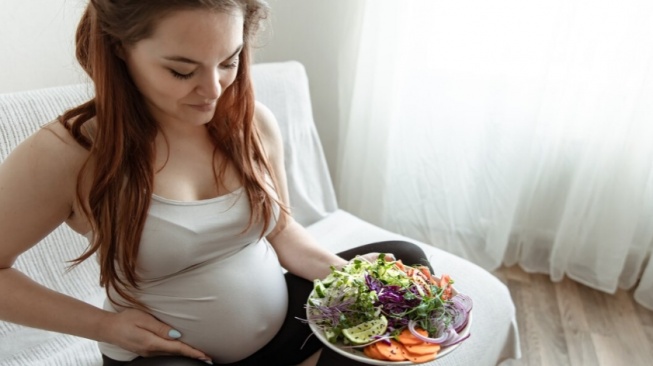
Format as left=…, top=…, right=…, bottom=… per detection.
left=0, top=0, right=363, bottom=185
left=0, top=0, right=87, bottom=92
left=255, top=0, right=365, bottom=183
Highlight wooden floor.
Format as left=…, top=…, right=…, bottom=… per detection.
left=492, top=266, right=653, bottom=366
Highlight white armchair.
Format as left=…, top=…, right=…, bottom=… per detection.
left=0, top=61, right=520, bottom=365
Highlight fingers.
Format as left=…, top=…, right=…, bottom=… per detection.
left=115, top=310, right=212, bottom=363
left=156, top=338, right=213, bottom=363
left=138, top=318, right=212, bottom=362
left=140, top=330, right=212, bottom=362
left=148, top=318, right=182, bottom=341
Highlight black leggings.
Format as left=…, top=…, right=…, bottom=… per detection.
left=102, top=241, right=431, bottom=366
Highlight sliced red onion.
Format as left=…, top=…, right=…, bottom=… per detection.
left=454, top=316, right=469, bottom=333
left=448, top=300, right=469, bottom=332
left=452, top=293, right=473, bottom=313
left=407, top=320, right=450, bottom=344
left=442, top=328, right=458, bottom=343
left=440, top=332, right=471, bottom=347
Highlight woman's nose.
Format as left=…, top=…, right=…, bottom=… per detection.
left=197, top=70, right=221, bottom=99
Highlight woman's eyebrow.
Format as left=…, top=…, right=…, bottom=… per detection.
left=163, top=44, right=244, bottom=64
left=227, top=44, right=244, bottom=60
left=163, top=55, right=200, bottom=65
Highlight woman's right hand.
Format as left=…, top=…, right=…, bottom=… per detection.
left=101, top=308, right=212, bottom=363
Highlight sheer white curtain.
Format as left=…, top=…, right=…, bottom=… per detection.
left=337, top=0, right=653, bottom=310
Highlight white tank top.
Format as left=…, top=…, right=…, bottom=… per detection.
left=95, top=188, right=288, bottom=363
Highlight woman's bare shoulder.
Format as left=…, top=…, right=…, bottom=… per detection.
left=2, top=119, right=93, bottom=198
left=0, top=118, right=92, bottom=210
left=31, top=120, right=91, bottom=168
left=253, top=101, right=283, bottom=157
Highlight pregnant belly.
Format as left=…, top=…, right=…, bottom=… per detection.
left=99, top=240, right=289, bottom=363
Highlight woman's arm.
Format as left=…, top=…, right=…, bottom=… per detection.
left=0, top=123, right=210, bottom=361
left=253, top=103, right=347, bottom=281
left=269, top=218, right=347, bottom=281
left=0, top=122, right=111, bottom=336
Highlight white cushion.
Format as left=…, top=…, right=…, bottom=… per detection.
left=252, top=61, right=339, bottom=226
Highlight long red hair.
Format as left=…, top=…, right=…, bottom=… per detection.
left=62, top=0, right=276, bottom=309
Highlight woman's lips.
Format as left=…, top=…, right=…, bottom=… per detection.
left=188, top=103, right=216, bottom=112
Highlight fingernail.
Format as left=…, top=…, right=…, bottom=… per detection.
left=199, top=359, right=213, bottom=365
left=168, top=329, right=182, bottom=339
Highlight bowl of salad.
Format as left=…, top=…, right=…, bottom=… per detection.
left=305, top=255, right=473, bottom=364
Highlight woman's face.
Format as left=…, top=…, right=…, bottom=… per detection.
left=122, top=9, right=244, bottom=130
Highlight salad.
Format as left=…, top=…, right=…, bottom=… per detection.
left=306, top=254, right=472, bottom=363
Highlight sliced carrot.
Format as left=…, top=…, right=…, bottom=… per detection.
left=363, top=345, right=375, bottom=359
left=418, top=266, right=438, bottom=285
left=364, top=344, right=386, bottom=360
left=395, top=259, right=406, bottom=272
left=401, top=347, right=438, bottom=364
left=374, top=339, right=406, bottom=361
left=370, top=342, right=392, bottom=361
left=417, top=266, right=431, bottom=280
left=442, top=286, right=453, bottom=300
left=397, top=328, right=427, bottom=345
left=438, top=274, right=453, bottom=300
left=439, top=274, right=451, bottom=289
left=404, top=342, right=441, bottom=355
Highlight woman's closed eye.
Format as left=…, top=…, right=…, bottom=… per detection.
left=169, top=60, right=238, bottom=80
left=221, top=58, right=239, bottom=70
left=170, top=69, right=194, bottom=80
